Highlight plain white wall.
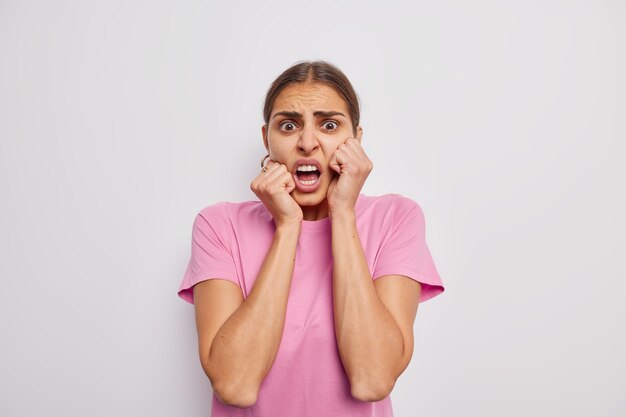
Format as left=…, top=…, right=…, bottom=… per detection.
left=1, top=1, right=624, bottom=416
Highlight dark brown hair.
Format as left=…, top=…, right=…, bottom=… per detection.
left=263, top=61, right=360, bottom=134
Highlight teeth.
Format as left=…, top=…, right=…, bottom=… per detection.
left=296, top=165, right=318, bottom=172
left=299, top=179, right=317, bottom=185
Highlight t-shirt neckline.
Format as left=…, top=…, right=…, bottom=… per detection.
left=299, top=194, right=364, bottom=232
left=301, top=216, right=331, bottom=232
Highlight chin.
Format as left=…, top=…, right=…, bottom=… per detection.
left=292, top=188, right=328, bottom=207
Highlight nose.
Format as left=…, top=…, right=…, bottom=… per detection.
left=297, top=125, right=319, bottom=153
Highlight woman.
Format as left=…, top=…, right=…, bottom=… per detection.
left=178, top=61, right=445, bottom=417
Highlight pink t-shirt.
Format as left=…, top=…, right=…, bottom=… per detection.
left=178, top=193, right=445, bottom=417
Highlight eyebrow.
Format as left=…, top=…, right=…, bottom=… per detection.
left=271, top=110, right=346, bottom=120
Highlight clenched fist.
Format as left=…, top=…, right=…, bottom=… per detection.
left=251, top=160, right=303, bottom=228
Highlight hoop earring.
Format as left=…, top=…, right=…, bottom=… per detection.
left=260, top=154, right=270, bottom=168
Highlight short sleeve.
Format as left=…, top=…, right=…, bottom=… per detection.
left=177, top=206, right=240, bottom=304
left=372, top=198, right=445, bottom=303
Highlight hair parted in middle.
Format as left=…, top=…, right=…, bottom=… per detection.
left=262, top=61, right=360, bottom=134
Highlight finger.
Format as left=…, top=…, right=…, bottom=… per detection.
left=265, top=163, right=290, bottom=184
left=257, top=163, right=278, bottom=182
left=263, top=161, right=283, bottom=177
left=346, top=139, right=368, bottom=158
left=343, top=137, right=367, bottom=154
left=282, top=171, right=296, bottom=193
left=339, top=143, right=370, bottom=171
left=329, top=151, right=341, bottom=174
left=265, top=170, right=294, bottom=194
left=265, top=159, right=279, bottom=170
left=334, top=147, right=356, bottom=169
left=338, top=143, right=359, bottom=160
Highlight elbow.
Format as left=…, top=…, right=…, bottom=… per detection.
left=349, top=377, right=396, bottom=402
left=203, top=364, right=259, bottom=408
left=201, top=361, right=260, bottom=408
left=211, top=380, right=259, bottom=408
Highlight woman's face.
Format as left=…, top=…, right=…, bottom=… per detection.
left=262, top=82, right=363, bottom=213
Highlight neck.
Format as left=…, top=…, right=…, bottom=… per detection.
left=301, top=200, right=329, bottom=221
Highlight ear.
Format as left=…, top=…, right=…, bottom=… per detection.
left=261, top=124, right=269, bottom=151
left=355, top=125, right=363, bottom=142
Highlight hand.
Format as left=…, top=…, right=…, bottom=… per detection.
left=251, top=160, right=303, bottom=227
left=327, top=138, right=373, bottom=214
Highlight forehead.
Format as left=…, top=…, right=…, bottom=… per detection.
left=271, top=82, right=349, bottom=116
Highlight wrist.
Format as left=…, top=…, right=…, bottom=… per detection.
left=275, top=220, right=302, bottom=234
left=329, top=208, right=356, bottom=223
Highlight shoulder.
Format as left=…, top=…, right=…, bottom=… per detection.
left=194, top=200, right=271, bottom=235
left=357, top=193, right=424, bottom=221
left=197, top=200, right=267, bottom=222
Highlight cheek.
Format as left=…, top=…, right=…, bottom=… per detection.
left=320, top=130, right=350, bottom=148
left=269, top=143, right=285, bottom=157
left=320, top=140, right=342, bottom=156
left=269, top=144, right=293, bottom=166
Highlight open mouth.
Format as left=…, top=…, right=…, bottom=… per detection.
left=296, top=164, right=321, bottom=185
left=293, top=159, right=322, bottom=192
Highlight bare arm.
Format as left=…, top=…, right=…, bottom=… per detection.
left=326, top=137, right=420, bottom=401
left=331, top=210, right=421, bottom=402
left=194, top=222, right=300, bottom=407
left=194, top=160, right=302, bottom=408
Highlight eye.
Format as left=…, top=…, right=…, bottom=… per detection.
left=322, top=121, right=339, bottom=131
left=279, top=121, right=297, bottom=132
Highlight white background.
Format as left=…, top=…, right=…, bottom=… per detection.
left=1, top=1, right=624, bottom=416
